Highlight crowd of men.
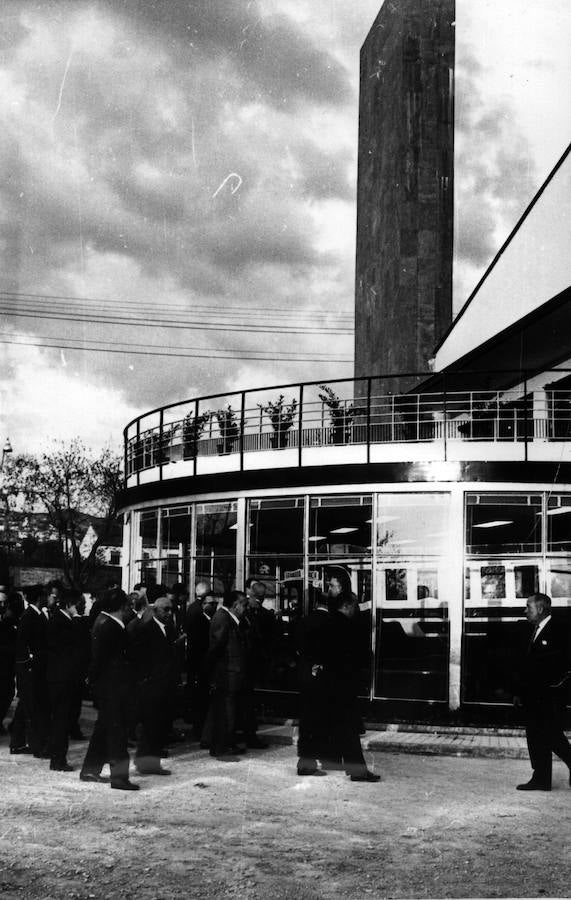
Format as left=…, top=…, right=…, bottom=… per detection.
left=1, top=579, right=569, bottom=792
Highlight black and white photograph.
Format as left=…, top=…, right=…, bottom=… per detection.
left=0, top=1, right=570, bottom=897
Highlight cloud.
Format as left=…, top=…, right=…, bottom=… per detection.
left=0, top=332, right=138, bottom=454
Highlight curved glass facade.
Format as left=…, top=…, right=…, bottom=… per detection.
left=125, top=486, right=571, bottom=709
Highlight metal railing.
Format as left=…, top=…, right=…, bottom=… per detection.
left=123, top=370, right=571, bottom=480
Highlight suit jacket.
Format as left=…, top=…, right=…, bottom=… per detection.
left=186, top=605, right=211, bottom=676
left=296, top=609, right=335, bottom=685
left=47, top=609, right=83, bottom=684
left=130, top=617, right=177, bottom=697
left=519, top=617, right=571, bottom=710
left=243, top=602, right=277, bottom=681
left=15, top=606, right=48, bottom=672
left=206, top=607, right=247, bottom=692
left=88, top=614, right=132, bottom=701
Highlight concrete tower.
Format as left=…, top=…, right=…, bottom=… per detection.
left=354, top=0, right=455, bottom=388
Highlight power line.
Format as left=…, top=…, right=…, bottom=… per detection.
left=0, top=306, right=354, bottom=334
left=0, top=336, right=353, bottom=364
left=0, top=330, right=352, bottom=360
left=0, top=290, right=354, bottom=321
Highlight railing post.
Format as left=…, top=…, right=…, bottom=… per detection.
left=123, top=428, right=129, bottom=488
left=366, top=377, right=372, bottom=464
left=443, top=376, right=447, bottom=462
left=298, top=384, right=304, bottom=467
left=136, top=419, right=140, bottom=487
left=158, top=409, right=164, bottom=480
left=524, top=371, right=528, bottom=462
left=193, top=400, right=198, bottom=478
left=240, top=391, right=246, bottom=472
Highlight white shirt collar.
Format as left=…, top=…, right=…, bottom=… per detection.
left=222, top=606, right=239, bottom=626
left=29, top=604, right=42, bottom=615
left=60, top=609, right=72, bottom=621
left=102, top=610, right=125, bottom=629
left=153, top=616, right=167, bottom=636
left=534, top=615, right=551, bottom=640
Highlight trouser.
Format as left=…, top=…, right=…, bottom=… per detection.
left=136, top=688, right=171, bottom=769
left=9, top=698, right=27, bottom=749
left=12, top=662, right=49, bottom=755
left=210, top=687, right=242, bottom=755
left=525, top=706, right=571, bottom=786
left=68, top=683, right=84, bottom=736
left=188, top=670, right=210, bottom=738
left=297, top=678, right=331, bottom=771
left=48, top=680, right=74, bottom=765
left=0, top=669, right=15, bottom=725
left=81, top=690, right=130, bottom=782
left=331, top=703, right=367, bottom=776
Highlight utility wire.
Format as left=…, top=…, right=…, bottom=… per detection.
left=0, top=330, right=352, bottom=361
left=0, top=290, right=354, bottom=321
left=0, top=336, right=353, bottom=364
left=0, top=307, right=354, bottom=334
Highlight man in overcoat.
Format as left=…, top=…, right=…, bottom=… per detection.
left=514, top=592, right=571, bottom=790
left=206, top=591, right=248, bottom=758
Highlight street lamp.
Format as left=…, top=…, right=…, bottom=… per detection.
left=0, top=438, right=13, bottom=569
left=1, top=438, right=12, bottom=471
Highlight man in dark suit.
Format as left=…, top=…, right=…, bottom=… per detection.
left=10, top=584, right=50, bottom=758
left=0, top=591, right=24, bottom=736
left=206, top=591, right=248, bottom=759
left=131, top=594, right=178, bottom=775
left=328, top=596, right=380, bottom=782
left=240, top=578, right=277, bottom=748
left=68, top=593, right=90, bottom=740
left=186, top=590, right=217, bottom=741
left=295, top=592, right=334, bottom=776
left=80, top=588, right=139, bottom=791
left=47, top=592, right=83, bottom=771
left=514, top=593, right=571, bottom=791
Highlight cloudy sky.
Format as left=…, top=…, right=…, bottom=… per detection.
left=0, top=0, right=569, bottom=454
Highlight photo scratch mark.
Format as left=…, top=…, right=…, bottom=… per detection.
left=52, top=48, right=74, bottom=123
left=212, top=173, right=242, bottom=198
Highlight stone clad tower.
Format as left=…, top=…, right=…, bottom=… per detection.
left=354, top=0, right=455, bottom=388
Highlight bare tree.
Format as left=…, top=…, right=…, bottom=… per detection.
left=6, top=440, right=122, bottom=590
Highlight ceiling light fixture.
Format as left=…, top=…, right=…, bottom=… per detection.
left=330, top=527, right=359, bottom=534
left=473, top=520, right=513, bottom=528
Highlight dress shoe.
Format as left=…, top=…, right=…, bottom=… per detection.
left=50, top=761, right=74, bottom=772
left=245, top=738, right=269, bottom=749
left=297, top=768, right=327, bottom=777
left=33, top=751, right=50, bottom=760
left=210, top=752, right=241, bottom=762
left=110, top=779, right=140, bottom=791
left=10, top=745, right=32, bottom=755
left=350, top=771, right=381, bottom=783
left=79, top=772, right=109, bottom=783
left=228, top=745, right=247, bottom=755
left=516, top=780, right=551, bottom=791
left=136, top=765, right=171, bottom=776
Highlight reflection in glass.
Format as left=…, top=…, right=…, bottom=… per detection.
left=547, top=496, right=571, bottom=551
left=140, top=510, right=158, bottom=555
left=466, top=493, right=541, bottom=554
left=195, top=502, right=237, bottom=557
left=309, top=496, right=372, bottom=557
left=375, top=561, right=449, bottom=701
left=194, top=556, right=236, bottom=596
left=377, top=494, right=450, bottom=556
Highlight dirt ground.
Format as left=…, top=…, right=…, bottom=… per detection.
left=1, top=726, right=570, bottom=900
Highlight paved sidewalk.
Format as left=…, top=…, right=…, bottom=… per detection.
left=256, top=721, right=571, bottom=760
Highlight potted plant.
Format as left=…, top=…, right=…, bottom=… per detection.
left=258, top=395, right=298, bottom=449
left=182, top=411, right=211, bottom=459
left=216, top=405, right=240, bottom=454
left=318, top=385, right=363, bottom=444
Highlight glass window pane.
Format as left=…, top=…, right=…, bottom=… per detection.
left=249, top=498, right=304, bottom=556
left=376, top=494, right=450, bottom=556
left=466, top=494, right=542, bottom=555
left=194, top=556, right=236, bottom=596
left=547, top=495, right=571, bottom=552
left=375, top=561, right=450, bottom=701
left=160, top=507, right=191, bottom=553
left=309, top=495, right=372, bottom=557
left=139, top=509, right=159, bottom=559
left=195, top=502, right=237, bottom=557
